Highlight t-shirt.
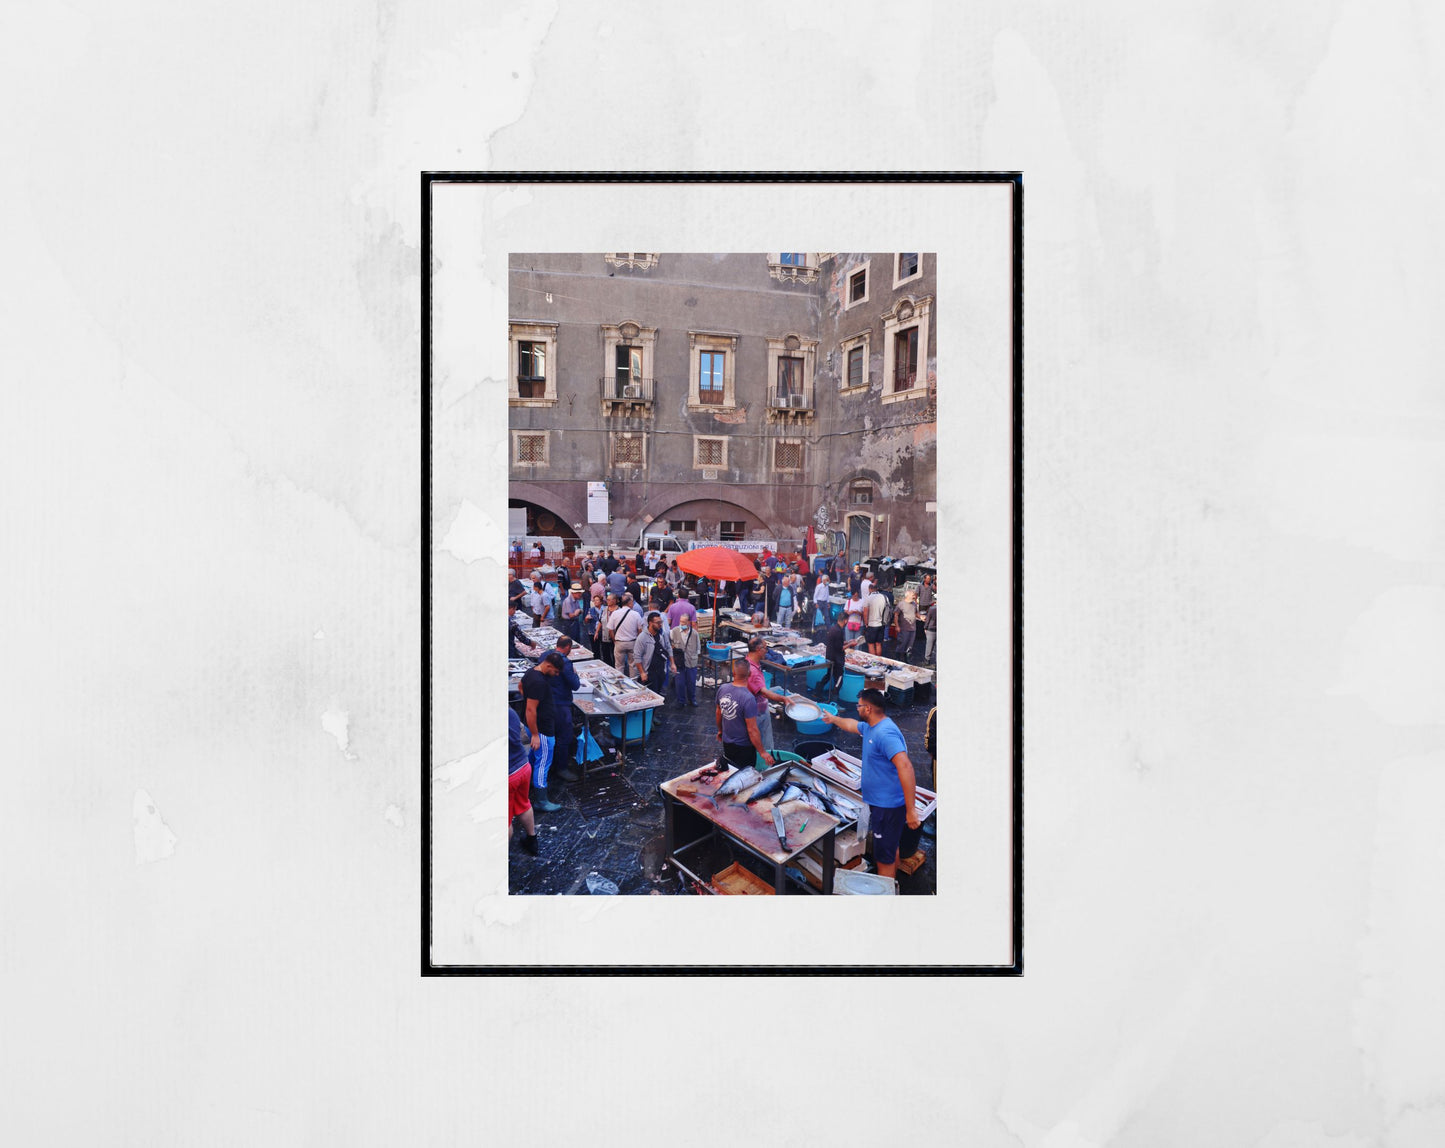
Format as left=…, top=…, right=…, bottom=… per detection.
left=824, top=623, right=848, bottom=665
left=866, top=592, right=888, bottom=626
left=508, top=578, right=526, bottom=606
left=666, top=598, right=697, bottom=628
left=716, top=683, right=759, bottom=746
left=519, top=668, right=555, bottom=736
left=746, top=660, right=766, bottom=699
left=607, top=570, right=627, bottom=594
left=508, top=708, right=530, bottom=775
left=859, top=716, right=908, bottom=808
left=611, top=608, right=643, bottom=645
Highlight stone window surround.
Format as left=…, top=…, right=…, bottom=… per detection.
left=508, top=320, right=559, bottom=406
left=610, top=430, right=647, bottom=469
left=839, top=329, right=871, bottom=394
left=894, top=252, right=923, bottom=288
left=600, top=320, right=658, bottom=393
left=844, top=259, right=871, bottom=310
left=604, top=253, right=659, bottom=270
left=767, top=252, right=820, bottom=283
left=511, top=429, right=550, bottom=467
left=687, top=331, right=739, bottom=410
left=764, top=333, right=818, bottom=410
left=880, top=294, right=932, bottom=406
left=692, top=435, right=729, bottom=469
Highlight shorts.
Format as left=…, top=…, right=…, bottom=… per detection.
left=508, top=764, right=533, bottom=823
left=868, top=803, right=921, bottom=866
left=722, top=741, right=756, bottom=769
left=864, top=625, right=884, bottom=644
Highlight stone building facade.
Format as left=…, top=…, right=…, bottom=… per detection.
left=508, top=252, right=936, bottom=565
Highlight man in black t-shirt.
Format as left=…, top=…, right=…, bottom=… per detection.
left=519, top=657, right=562, bottom=812
left=508, top=568, right=527, bottom=617
left=824, top=614, right=860, bottom=700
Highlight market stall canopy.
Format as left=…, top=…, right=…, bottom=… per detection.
left=674, top=546, right=758, bottom=581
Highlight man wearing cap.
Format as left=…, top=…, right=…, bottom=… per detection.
left=519, top=653, right=563, bottom=813
left=560, top=581, right=585, bottom=643
left=820, top=688, right=920, bottom=879
left=633, top=611, right=672, bottom=697
left=547, top=639, right=583, bottom=784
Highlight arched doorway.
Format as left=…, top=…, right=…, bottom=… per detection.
left=509, top=499, right=581, bottom=544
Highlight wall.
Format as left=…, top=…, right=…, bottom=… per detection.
left=508, top=252, right=936, bottom=554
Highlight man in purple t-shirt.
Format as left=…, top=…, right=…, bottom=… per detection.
left=715, top=658, right=774, bottom=770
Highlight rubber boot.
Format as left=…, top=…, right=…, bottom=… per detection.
left=530, top=786, right=562, bottom=813
left=520, top=833, right=539, bottom=856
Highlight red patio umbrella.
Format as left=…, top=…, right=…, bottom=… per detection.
left=674, top=546, right=758, bottom=642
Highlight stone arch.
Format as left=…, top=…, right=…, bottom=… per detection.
left=635, top=490, right=779, bottom=540
left=507, top=482, right=586, bottom=539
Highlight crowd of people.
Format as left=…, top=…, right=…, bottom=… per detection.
left=505, top=545, right=939, bottom=871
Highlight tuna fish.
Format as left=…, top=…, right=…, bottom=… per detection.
left=745, top=765, right=790, bottom=804
left=714, top=765, right=761, bottom=801
left=779, top=784, right=808, bottom=806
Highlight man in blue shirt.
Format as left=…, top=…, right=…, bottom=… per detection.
left=820, top=688, right=920, bottom=879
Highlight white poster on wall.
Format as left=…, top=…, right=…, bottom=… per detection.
left=586, top=481, right=609, bottom=524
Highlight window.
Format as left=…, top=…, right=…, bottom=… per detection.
left=612, top=434, right=644, bottom=467
left=777, top=356, right=804, bottom=401
left=599, top=321, right=657, bottom=405
left=512, top=431, right=549, bottom=466
left=764, top=333, right=817, bottom=413
left=518, top=341, right=546, bottom=398
left=774, top=441, right=804, bottom=472
left=839, top=330, right=870, bottom=394
left=688, top=332, right=737, bottom=408
left=893, top=327, right=919, bottom=391
left=719, top=520, right=746, bottom=541
left=508, top=321, right=558, bottom=404
left=694, top=436, right=727, bottom=467
left=880, top=295, right=931, bottom=405
left=766, top=253, right=819, bottom=283
left=895, top=252, right=921, bottom=286
left=669, top=520, right=698, bottom=534
left=604, top=253, right=659, bottom=270
left=700, top=351, right=724, bottom=404
left=851, top=481, right=873, bottom=505
left=843, top=259, right=871, bottom=310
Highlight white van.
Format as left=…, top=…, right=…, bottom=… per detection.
left=638, top=532, right=687, bottom=556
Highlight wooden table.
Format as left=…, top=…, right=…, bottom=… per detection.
left=659, top=763, right=841, bottom=894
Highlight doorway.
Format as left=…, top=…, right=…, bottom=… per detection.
left=846, top=513, right=873, bottom=569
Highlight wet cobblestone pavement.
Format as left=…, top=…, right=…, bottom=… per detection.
left=509, top=665, right=938, bottom=895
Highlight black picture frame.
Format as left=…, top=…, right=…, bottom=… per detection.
left=421, top=172, right=1023, bottom=975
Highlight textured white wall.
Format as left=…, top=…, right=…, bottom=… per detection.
left=2, top=0, right=1441, bottom=1144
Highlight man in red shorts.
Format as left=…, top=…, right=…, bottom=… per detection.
left=508, top=707, right=538, bottom=855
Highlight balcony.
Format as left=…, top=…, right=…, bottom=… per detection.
left=599, top=376, right=655, bottom=415
left=765, top=391, right=814, bottom=420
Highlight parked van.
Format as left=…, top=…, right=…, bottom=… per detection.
left=638, top=532, right=687, bottom=556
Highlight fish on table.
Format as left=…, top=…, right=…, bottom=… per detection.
left=714, top=765, right=761, bottom=802
left=744, top=765, right=790, bottom=804
left=778, top=784, right=808, bottom=806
